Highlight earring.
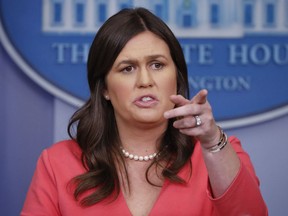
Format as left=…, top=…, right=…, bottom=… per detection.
left=104, top=95, right=109, bottom=100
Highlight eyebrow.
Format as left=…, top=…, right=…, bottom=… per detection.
left=115, top=54, right=168, bottom=68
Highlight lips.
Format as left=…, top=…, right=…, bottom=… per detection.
left=133, top=95, right=159, bottom=108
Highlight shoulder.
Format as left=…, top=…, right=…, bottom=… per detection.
left=46, top=139, right=82, bottom=158
left=38, top=140, right=85, bottom=180
left=42, top=140, right=83, bottom=168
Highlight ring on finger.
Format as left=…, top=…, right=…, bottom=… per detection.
left=194, top=115, right=202, bottom=127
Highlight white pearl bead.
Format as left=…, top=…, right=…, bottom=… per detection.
left=120, top=147, right=160, bottom=162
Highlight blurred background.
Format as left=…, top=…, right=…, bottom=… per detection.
left=1, top=0, right=288, bottom=215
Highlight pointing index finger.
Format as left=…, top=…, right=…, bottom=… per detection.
left=191, top=89, right=208, bottom=104
left=169, top=95, right=190, bottom=107
left=164, top=95, right=189, bottom=119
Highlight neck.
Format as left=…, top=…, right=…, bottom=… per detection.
left=116, top=120, right=168, bottom=154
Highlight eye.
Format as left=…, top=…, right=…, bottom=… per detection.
left=151, top=62, right=164, bottom=70
left=121, top=65, right=134, bottom=73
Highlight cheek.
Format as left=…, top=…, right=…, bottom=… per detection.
left=108, top=81, right=132, bottom=102
left=161, top=74, right=177, bottom=95
left=111, top=87, right=128, bottom=99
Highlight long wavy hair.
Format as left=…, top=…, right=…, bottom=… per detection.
left=68, top=7, right=195, bottom=206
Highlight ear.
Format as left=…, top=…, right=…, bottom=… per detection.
left=103, top=90, right=110, bottom=100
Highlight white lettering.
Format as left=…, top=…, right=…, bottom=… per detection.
left=199, top=44, right=214, bottom=64
left=229, top=44, right=288, bottom=65
left=274, top=44, right=288, bottom=65
left=181, top=44, right=214, bottom=65
left=250, top=44, right=271, bottom=65
left=71, top=43, right=89, bottom=64
left=52, top=43, right=70, bottom=63
left=229, top=44, right=249, bottom=65
left=189, top=76, right=251, bottom=91
left=52, top=43, right=89, bottom=64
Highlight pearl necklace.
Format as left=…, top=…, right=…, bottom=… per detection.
left=121, top=147, right=158, bottom=162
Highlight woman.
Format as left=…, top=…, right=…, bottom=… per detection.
left=21, top=8, right=267, bottom=215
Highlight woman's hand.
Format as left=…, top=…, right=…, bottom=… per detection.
left=164, top=89, right=220, bottom=149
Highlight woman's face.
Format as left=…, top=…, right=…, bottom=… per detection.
left=104, top=31, right=177, bottom=128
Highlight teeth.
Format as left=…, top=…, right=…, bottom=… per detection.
left=141, top=97, right=152, bottom=102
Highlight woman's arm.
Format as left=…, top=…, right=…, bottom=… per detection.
left=164, top=89, right=268, bottom=215
left=201, top=137, right=240, bottom=197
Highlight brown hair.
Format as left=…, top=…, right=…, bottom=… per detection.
left=68, top=7, right=195, bottom=206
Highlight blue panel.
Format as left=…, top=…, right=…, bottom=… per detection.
left=210, top=4, right=219, bottom=25
left=155, top=4, right=163, bottom=19
left=53, top=2, right=62, bottom=24
left=266, top=3, right=275, bottom=25
left=244, top=4, right=253, bottom=26
left=183, top=14, right=192, bottom=27
left=76, top=3, right=85, bottom=23
left=99, top=4, right=106, bottom=22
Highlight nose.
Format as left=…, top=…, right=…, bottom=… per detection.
left=136, top=67, right=154, bottom=88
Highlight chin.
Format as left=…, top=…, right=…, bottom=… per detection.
left=136, top=115, right=166, bottom=125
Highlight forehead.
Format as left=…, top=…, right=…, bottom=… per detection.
left=116, top=31, right=171, bottom=60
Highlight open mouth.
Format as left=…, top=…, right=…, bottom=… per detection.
left=134, top=95, right=158, bottom=108
left=141, top=96, right=153, bottom=102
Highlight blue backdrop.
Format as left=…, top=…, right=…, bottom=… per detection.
left=1, top=0, right=288, bottom=215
